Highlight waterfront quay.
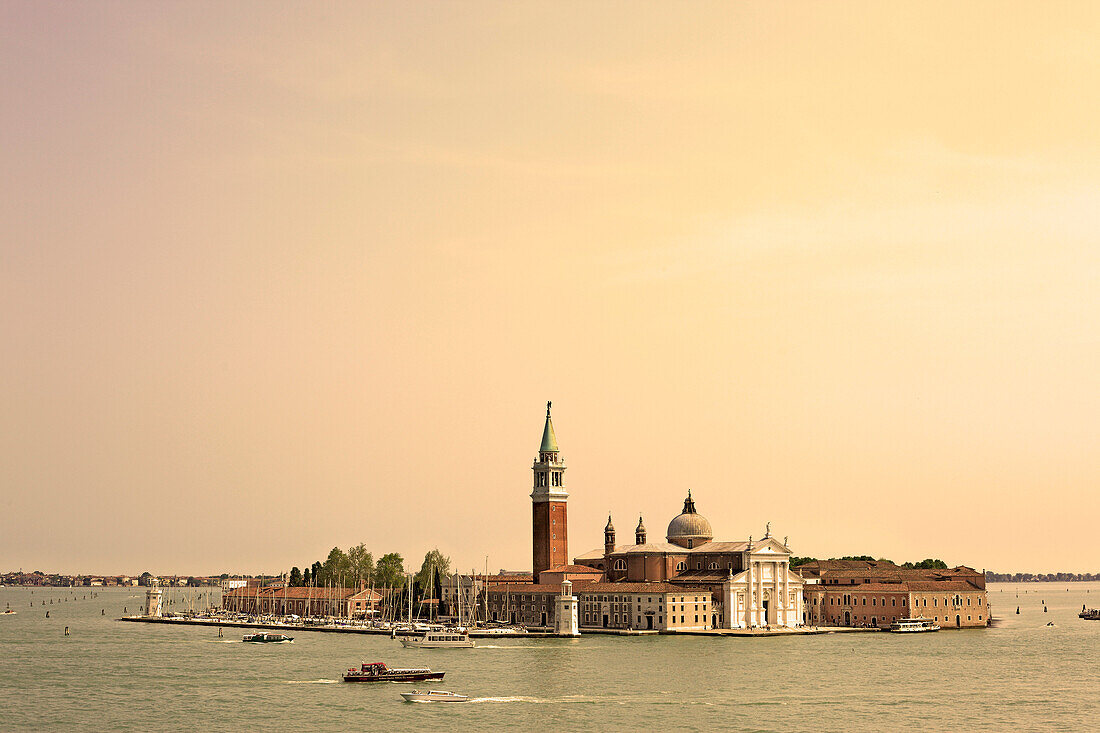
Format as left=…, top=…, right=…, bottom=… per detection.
left=118, top=614, right=878, bottom=638
left=118, top=615, right=540, bottom=637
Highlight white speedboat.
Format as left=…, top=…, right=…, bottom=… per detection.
left=400, top=628, right=475, bottom=648
left=242, top=632, right=294, bottom=643
left=890, top=617, right=940, bottom=633
left=400, top=690, right=468, bottom=703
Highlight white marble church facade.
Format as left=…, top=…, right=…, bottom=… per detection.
left=718, top=537, right=804, bottom=629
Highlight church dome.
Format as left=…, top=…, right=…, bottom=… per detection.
left=666, top=491, right=713, bottom=548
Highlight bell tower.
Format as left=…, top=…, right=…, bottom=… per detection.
left=531, top=402, right=568, bottom=576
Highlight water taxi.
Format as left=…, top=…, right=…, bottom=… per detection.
left=890, top=617, right=940, bottom=633
left=400, top=690, right=468, bottom=703
left=242, top=632, right=294, bottom=643
left=400, top=628, right=475, bottom=648
left=343, top=662, right=444, bottom=683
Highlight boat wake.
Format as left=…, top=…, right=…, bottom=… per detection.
left=286, top=679, right=339, bottom=684
left=475, top=644, right=580, bottom=650
left=467, top=695, right=596, bottom=704
left=467, top=696, right=543, bottom=704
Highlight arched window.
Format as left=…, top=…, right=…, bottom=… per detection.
left=709, top=562, right=718, bottom=570
left=675, top=561, right=686, bottom=572
left=613, top=559, right=626, bottom=571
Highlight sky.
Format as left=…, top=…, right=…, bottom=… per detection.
left=1, top=1, right=1097, bottom=576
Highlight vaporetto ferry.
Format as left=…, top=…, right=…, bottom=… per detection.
left=889, top=617, right=940, bottom=633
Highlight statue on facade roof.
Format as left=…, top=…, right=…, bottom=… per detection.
left=764, top=522, right=771, bottom=538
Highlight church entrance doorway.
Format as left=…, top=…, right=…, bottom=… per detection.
left=603, top=614, right=609, bottom=628
left=843, top=610, right=851, bottom=626
left=762, top=599, right=770, bottom=625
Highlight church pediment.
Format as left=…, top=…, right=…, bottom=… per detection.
left=747, top=537, right=790, bottom=556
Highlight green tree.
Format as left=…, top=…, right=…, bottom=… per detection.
left=375, top=553, right=406, bottom=590
left=347, top=544, right=374, bottom=588
left=321, top=547, right=351, bottom=586
left=905, top=558, right=948, bottom=570
left=415, top=549, right=451, bottom=599
left=288, top=567, right=302, bottom=587
left=790, top=556, right=816, bottom=567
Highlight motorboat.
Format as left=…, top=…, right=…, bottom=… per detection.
left=889, top=617, right=940, bottom=633
left=1079, top=608, right=1100, bottom=620
left=242, top=632, right=294, bottom=643
left=478, top=626, right=527, bottom=635
left=400, top=690, right=468, bottom=703
left=343, top=662, right=444, bottom=683
left=400, top=628, right=475, bottom=648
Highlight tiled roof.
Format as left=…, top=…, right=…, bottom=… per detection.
left=577, top=582, right=711, bottom=594
left=617, top=542, right=689, bottom=555
left=810, top=580, right=983, bottom=593
left=487, top=584, right=562, bottom=593
left=542, top=564, right=603, bottom=574
left=574, top=546, right=620, bottom=560
left=904, top=581, right=983, bottom=592
left=690, top=541, right=751, bottom=553
left=813, top=582, right=913, bottom=593
left=669, top=570, right=733, bottom=583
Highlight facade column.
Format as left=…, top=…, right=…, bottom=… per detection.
left=744, top=560, right=753, bottom=628
left=771, top=561, right=778, bottom=626
left=781, top=561, right=790, bottom=627
left=755, top=562, right=763, bottom=627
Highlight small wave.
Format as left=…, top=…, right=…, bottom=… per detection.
left=286, top=679, right=339, bottom=684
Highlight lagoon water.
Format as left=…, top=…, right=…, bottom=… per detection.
left=2, top=583, right=1098, bottom=731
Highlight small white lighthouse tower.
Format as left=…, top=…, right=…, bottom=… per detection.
left=144, top=585, right=163, bottom=617
left=554, top=579, right=580, bottom=636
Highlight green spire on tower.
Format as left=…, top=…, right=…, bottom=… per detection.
left=540, top=401, right=559, bottom=452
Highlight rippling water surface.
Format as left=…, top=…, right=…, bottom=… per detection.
left=2, top=583, right=1097, bottom=731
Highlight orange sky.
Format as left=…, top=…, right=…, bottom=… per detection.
left=2, top=2, right=1097, bottom=576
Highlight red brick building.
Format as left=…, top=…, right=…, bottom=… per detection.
left=222, top=586, right=381, bottom=618
left=799, top=560, right=989, bottom=628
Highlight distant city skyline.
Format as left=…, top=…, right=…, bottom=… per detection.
left=2, top=2, right=1098, bottom=575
